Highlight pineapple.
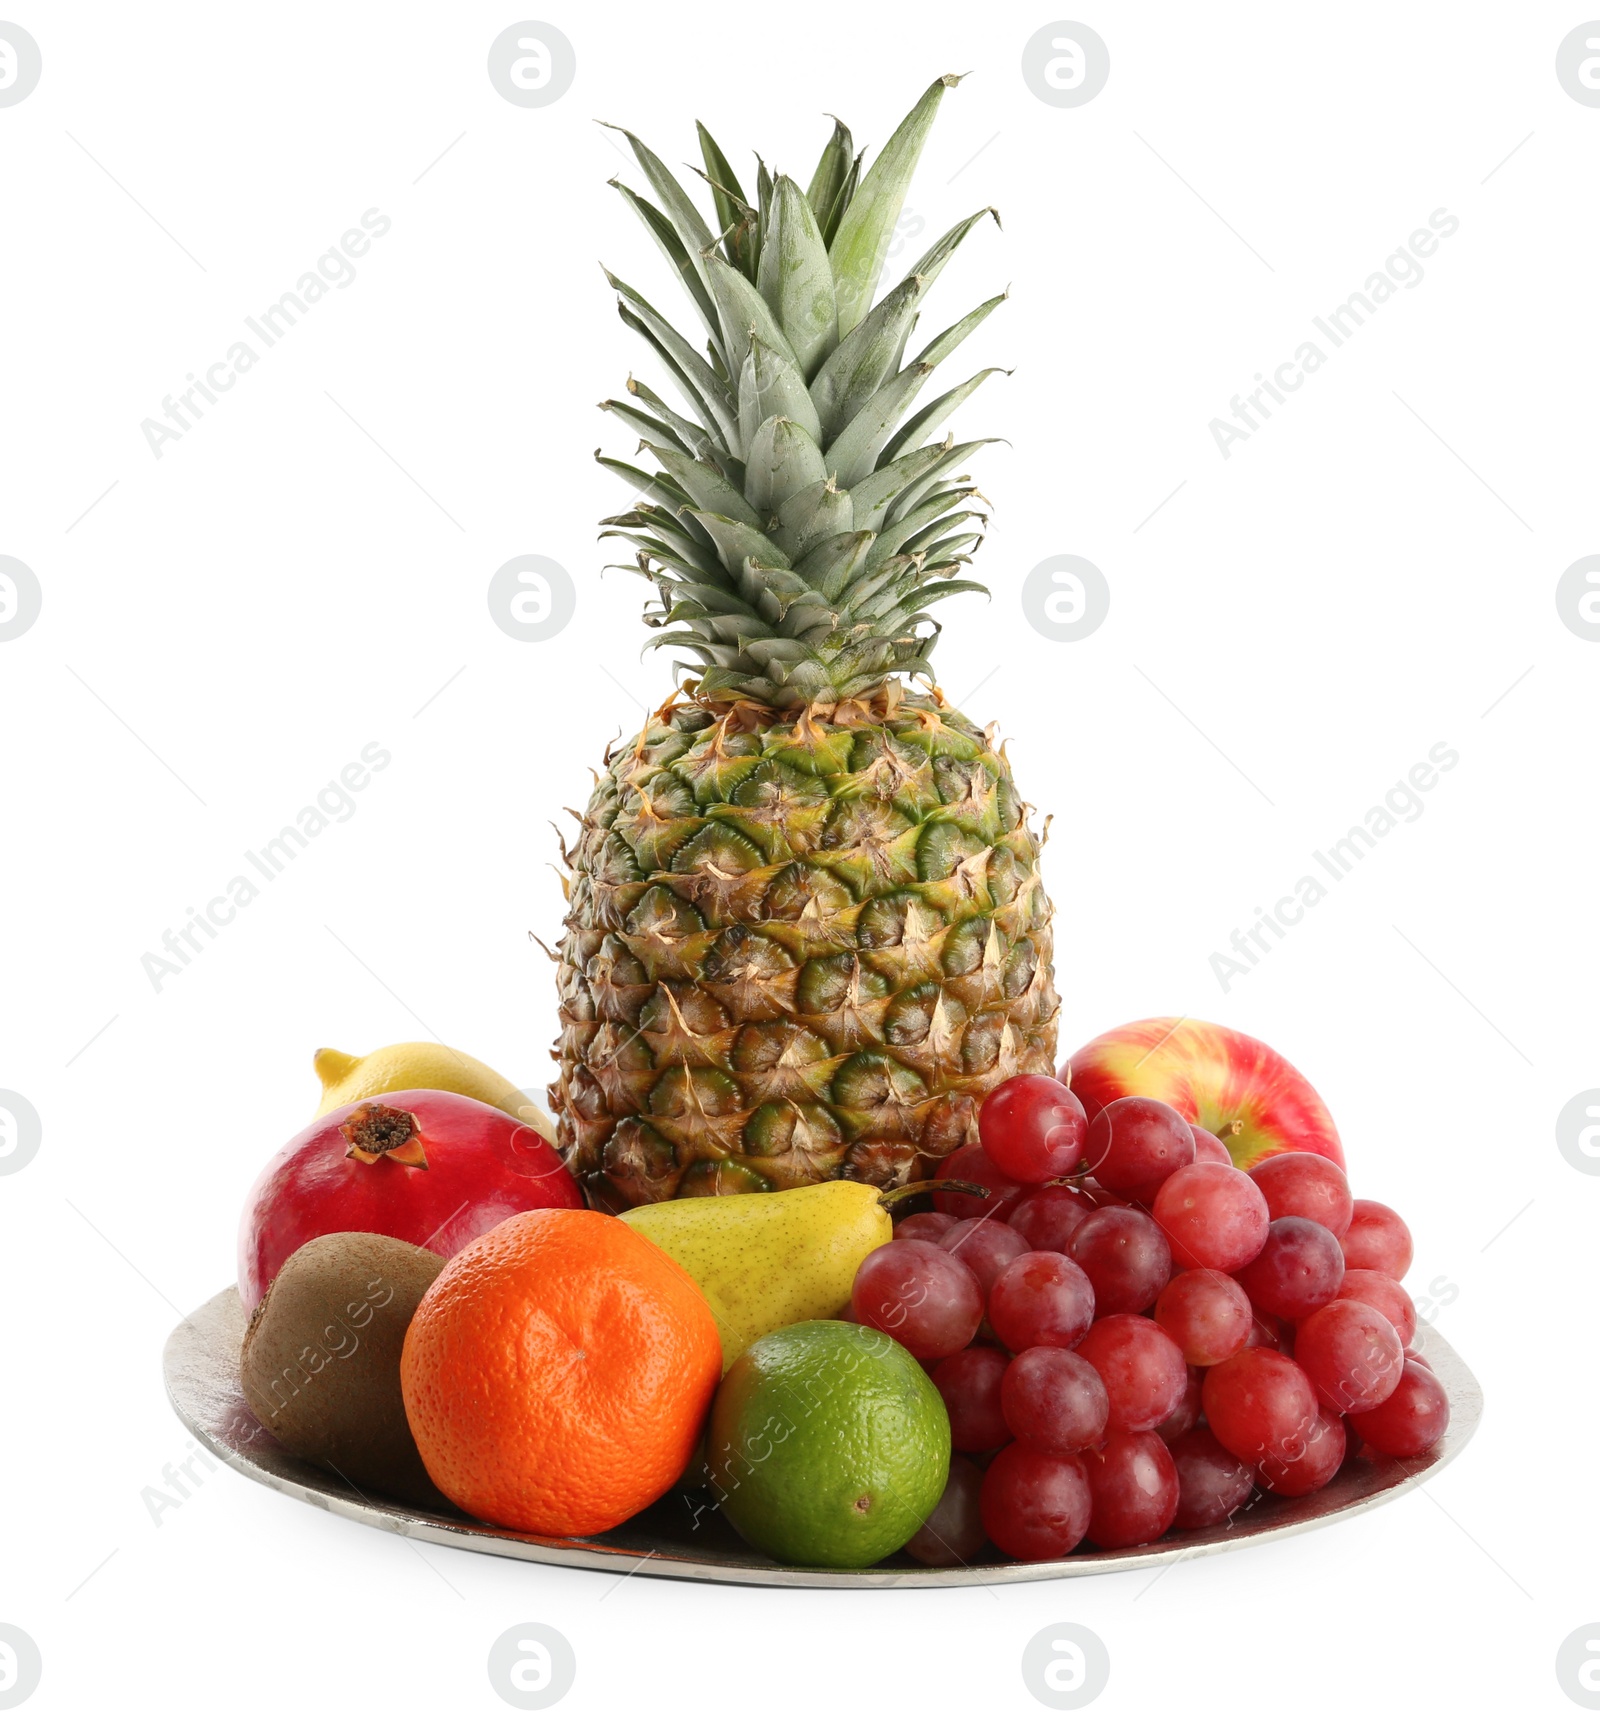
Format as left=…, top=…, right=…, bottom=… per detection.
left=553, top=75, right=1059, bottom=1210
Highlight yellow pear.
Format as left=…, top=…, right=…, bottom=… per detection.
left=313, top=1042, right=558, bottom=1143
left=621, top=1181, right=897, bottom=1371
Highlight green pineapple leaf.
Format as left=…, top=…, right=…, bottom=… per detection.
left=843, top=440, right=957, bottom=526
left=828, top=74, right=962, bottom=336
left=608, top=179, right=722, bottom=346
left=808, top=275, right=923, bottom=440
left=821, top=149, right=864, bottom=250
left=688, top=511, right=792, bottom=577
left=883, top=439, right=995, bottom=522
left=704, top=255, right=800, bottom=383
left=696, top=121, right=754, bottom=273
left=912, top=293, right=1008, bottom=371
left=640, top=441, right=762, bottom=527
left=879, top=368, right=1008, bottom=467
left=593, top=452, right=693, bottom=515
left=823, top=363, right=933, bottom=487
left=737, top=335, right=822, bottom=449
left=744, top=415, right=828, bottom=513
left=600, top=123, right=717, bottom=302
left=773, top=479, right=853, bottom=561
left=610, top=279, right=739, bottom=446
left=804, top=117, right=854, bottom=234
left=757, top=175, right=838, bottom=380
left=755, top=156, right=775, bottom=277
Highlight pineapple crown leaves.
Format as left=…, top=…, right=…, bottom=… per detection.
left=595, top=75, right=1005, bottom=710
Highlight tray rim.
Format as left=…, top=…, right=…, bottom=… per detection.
left=165, top=1284, right=1482, bottom=1590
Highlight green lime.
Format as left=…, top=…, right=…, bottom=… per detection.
left=707, top=1320, right=951, bottom=1568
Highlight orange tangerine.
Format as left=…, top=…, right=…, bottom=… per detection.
left=400, top=1209, right=721, bottom=1534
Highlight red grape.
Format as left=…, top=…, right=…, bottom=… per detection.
left=1340, top=1200, right=1414, bottom=1279
left=942, top=1218, right=1031, bottom=1294
left=1350, top=1359, right=1449, bottom=1456
left=931, top=1346, right=1013, bottom=1451
left=1248, top=1151, right=1353, bottom=1237
left=1083, top=1096, right=1195, bottom=1205
left=905, top=1454, right=987, bottom=1565
left=1170, top=1428, right=1255, bottom=1528
left=1076, top=1315, right=1188, bottom=1432
left=1189, top=1124, right=1233, bottom=1164
left=1254, top=1405, right=1346, bottom=1495
left=1153, top=1163, right=1270, bottom=1272
left=851, top=1240, right=983, bottom=1358
left=1202, top=1347, right=1320, bottom=1468
left=1156, top=1365, right=1205, bottom=1443
left=1235, top=1217, right=1345, bottom=1320
left=894, top=1213, right=954, bottom=1245
left=1068, top=1206, right=1172, bottom=1315
left=1154, top=1268, right=1253, bottom=1365
left=979, top=1443, right=1092, bottom=1560
left=978, top=1074, right=1089, bottom=1183
left=933, top=1145, right=1028, bottom=1221
left=1337, top=1269, right=1417, bottom=1348
left=1008, top=1186, right=1095, bottom=1253
left=1294, top=1299, right=1403, bottom=1414
left=987, top=1251, right=1095, bottom=1352
left=1084, top=1432, right=1180, bottom=1548
left=1000, top=1347, right=1110, bottom=1454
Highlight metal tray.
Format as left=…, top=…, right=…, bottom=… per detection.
left=165, top=1285, right=1481, bottom=1589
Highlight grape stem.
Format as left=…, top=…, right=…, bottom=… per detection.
left=876, top=1178, right=989, bottom=1214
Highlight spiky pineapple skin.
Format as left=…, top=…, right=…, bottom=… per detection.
left=552, top=695, right=1058, bottom=1210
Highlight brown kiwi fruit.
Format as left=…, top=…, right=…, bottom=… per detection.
left=240, top=1232, right=449, bottom=1508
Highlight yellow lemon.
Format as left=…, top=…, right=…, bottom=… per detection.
left=313, top=1042, right=557, bottom=1142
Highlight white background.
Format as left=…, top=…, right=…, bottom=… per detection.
left=3, top=0, right=1594, bottom=1723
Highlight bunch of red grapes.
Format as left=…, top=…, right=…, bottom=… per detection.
left=848, top=1076, right=1449, bottom=1565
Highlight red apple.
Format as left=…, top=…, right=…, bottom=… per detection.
left=238, top=1089, right=583, bottom=1312
left=1061, top=1017, right=1342, bottom=1173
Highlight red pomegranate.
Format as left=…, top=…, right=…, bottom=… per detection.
left=237, top=1089, right=582, bottom=1312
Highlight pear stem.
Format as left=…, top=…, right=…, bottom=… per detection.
left=876, top=1178, right=989, bottom=1214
